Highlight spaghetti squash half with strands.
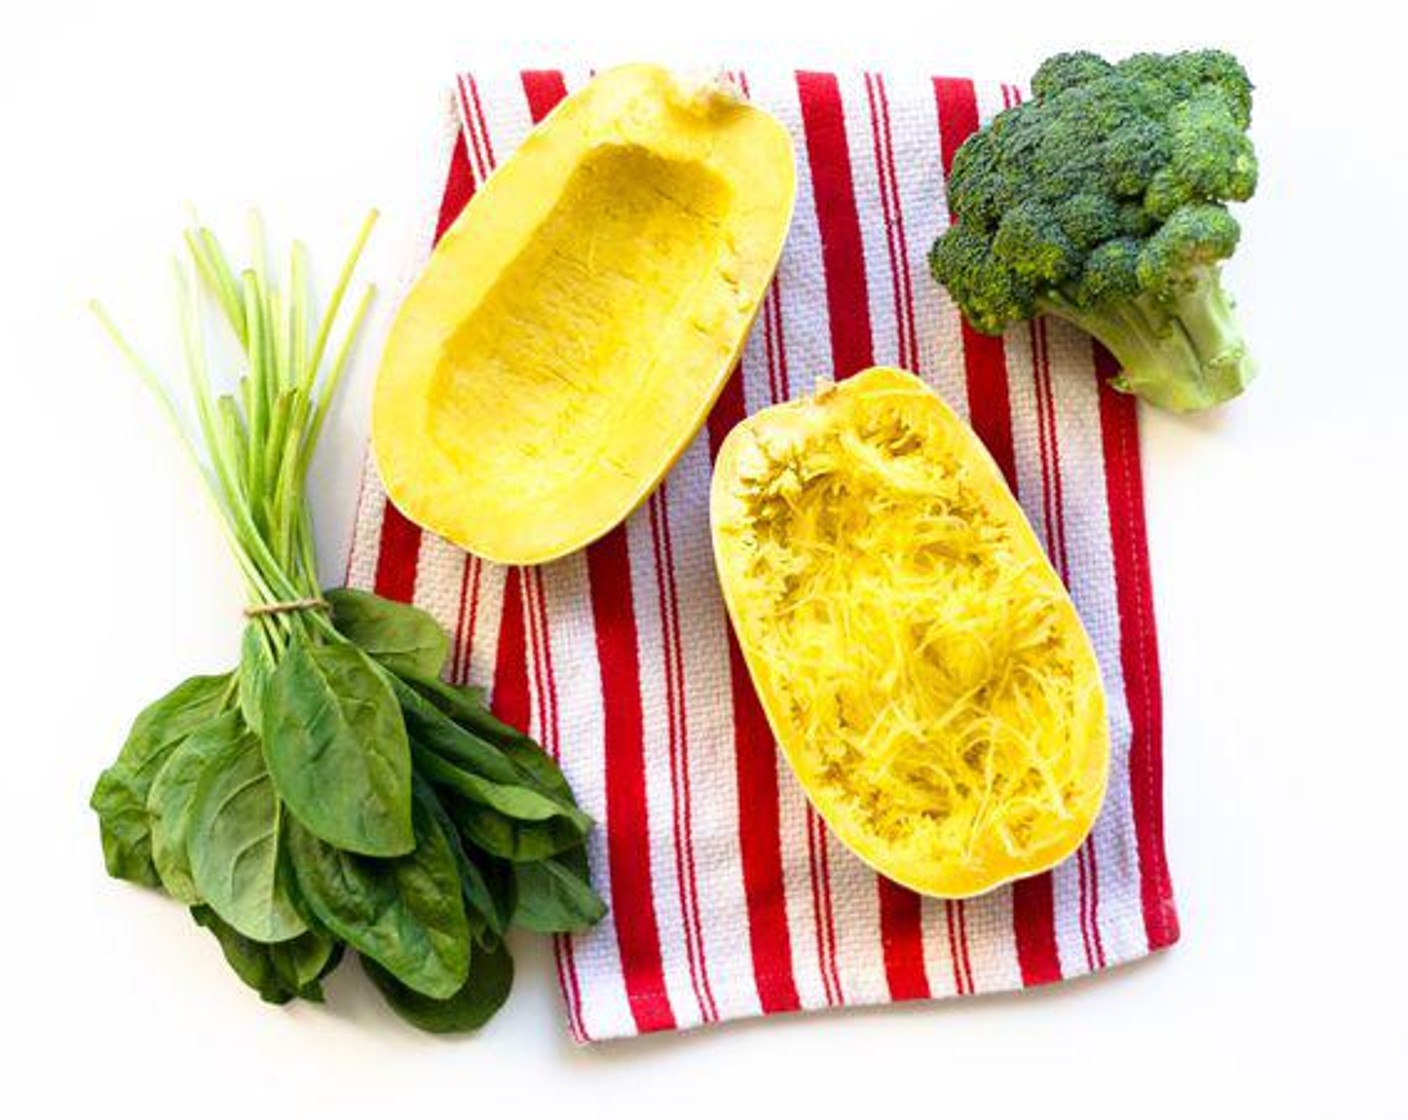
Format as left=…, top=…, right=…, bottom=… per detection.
left=710, top=367, right=1109, bottom=898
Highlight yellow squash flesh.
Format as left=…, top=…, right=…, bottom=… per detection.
left=710, top=368, right=1110, bottom=898
left=373, top=65, right=796, bottom=565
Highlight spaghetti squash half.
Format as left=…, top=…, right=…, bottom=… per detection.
left=710, top=368, right=1109, bottom=898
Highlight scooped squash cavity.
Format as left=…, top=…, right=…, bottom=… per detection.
left=373, top=64, right=796, bottom=565
left=710, top=368, right=1110, bottom=898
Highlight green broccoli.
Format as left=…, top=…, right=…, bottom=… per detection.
left=929, top=49, right=1258, bottom=412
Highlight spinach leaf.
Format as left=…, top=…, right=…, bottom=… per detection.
left=326, top=588, right=449, bottom=678
left=238, top=627, right=275, bottom=732
left=476, top=854, right=518, bottom=942
left=147, top=711, right=244, bottom=903
left=511, top=854, right=607, bottom=934
left=262, top=638, right=413, bottom=857
left=556, top=838, right=591, bottom=883
left=192, top=906, right=333, bottom=1004
left=286, top=796, right=470, bottom=999
left=402, top=670, right=574, bottom=803
left=444, top=793, right=590, bottom=862
left=362, top=937, right=513, bottom=1034
left=401, top=670, right=491, bottom=726
left=188, top=728, right=307, bottom=943
left=415, top=778, right=508, bottom=940
left=91, top=673, right=234, bottom=886
left=412, top=744, right=591, bottom=832
left=394, top=677, right=525, bottom=787
left=269, top=928, right=341, bottom=999
left=493, top=737, right=576, bottom=807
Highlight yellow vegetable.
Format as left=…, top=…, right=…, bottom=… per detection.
left=710, top=368, right=1109, bottom=898
left=373, top=64, right=796, bottom=565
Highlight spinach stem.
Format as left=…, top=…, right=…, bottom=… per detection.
left=93, top=213, right=377, bottom=641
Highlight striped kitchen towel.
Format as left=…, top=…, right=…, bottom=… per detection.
left=345, top=67, right=1179, bottom=1042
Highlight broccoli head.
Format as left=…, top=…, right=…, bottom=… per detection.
left=929, top=49, right=1258, bottom=412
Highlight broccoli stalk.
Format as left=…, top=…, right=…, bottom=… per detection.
left=1039, top=264, right=1254, bottom=412
left=928, top=49, right=1260, bottom=413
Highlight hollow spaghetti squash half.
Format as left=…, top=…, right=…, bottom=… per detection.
left=373, top=64, right=795, bottom=565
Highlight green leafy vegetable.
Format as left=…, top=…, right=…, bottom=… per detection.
left=928, top=49, right=1259, bottom=412
left=405, top=670, right=576, bottom=803
left=416, top=778, right=510, bottom=941
left=147, top=711, right=244, bottom=903
left=261, top=639, right=412, bottom=857
left=192, top=906, right=336, bottom=1004
left=394, top=677, right=531, bottom=787
left=90, top=214, right=604, bottom=1034
left=188, top=726, right=307, bottom=943
left=238, top=627, right=274, bottom=733
left=286, top=800, right=469, bottom=999
left=362, top=938, right=514, bottom=1034
left=269, top=927, right=341, bottom=997
left=445, top=792, right=591, bottom=863
left=513, top=855, right=608, bottom=934
left=326, top=587, right=450, bottom=677
left=91, top=673, right=234, bottom=886
left=413, top=744, right=591, bottom=833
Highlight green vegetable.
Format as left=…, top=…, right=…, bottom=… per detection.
left=192, top=906, right=338, bottom=1004
left=444, top=791, right=592, bottom=863
left=237, top=626, right=274, bottom=733
left=396, top=677, right=534, bottom=788
left=326, top=587, right=450, bottom=678
left=404, top=670, right=574, bottom=800
left=261, top=639, right=412, bottom=856
left=512, top=855, right=608, bottom=934
left=362, top=938, right=513, bottom=1034
left=929, top=49, right=1259, bottom=412
left=91, top=673, right=235, bottom=886
left=285, top=800, right=470, bottom=999
left=147, top=711, right=244, bottom=903
left=417, top=777, right=511, bottom=942
left=188, top=725, right=307, bottom=943
left=90, top=214, right=604, bottom=1034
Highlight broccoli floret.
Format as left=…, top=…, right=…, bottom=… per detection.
left=930, top=221, right=1036, bottom=333
left=928, top=49, right=1258, bottom=412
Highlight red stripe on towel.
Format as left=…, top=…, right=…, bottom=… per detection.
left=373, top=505, right=422, bottom=606
left=878, top=885, right=928, bottom=1001
left=450, top=555, right=481, bottom=684
left=455, top=77, right=488, bottom=180
left=464, top=76, right=497, bottom=171
left=932, top=77, right=1017, bottom=484
left=587, top=527, right=677, bottom=1033
left=491, top=569, right=531, bottom=732
left=649, top=488, right=719, bottom=1023
left=521, top=70, right=569, bottom=125
left=434, top=130, right=477, bottom=240
left=1012, top=873, right=1061, bottom=985
left=864, top=73, right=911, bottom=370
left=522, top=566, right=587, bottom=1039
left=797, top=71, right=875, bottom=376
left=809, top=808, right=843, bottom=1004
left=1096, top=350, right=1179, bottom=951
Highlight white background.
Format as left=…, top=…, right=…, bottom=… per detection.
left=3, top=1, right=1404, bottom=1116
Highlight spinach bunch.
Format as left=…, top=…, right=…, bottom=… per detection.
left=89, top=217, right=603, bottom=1033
